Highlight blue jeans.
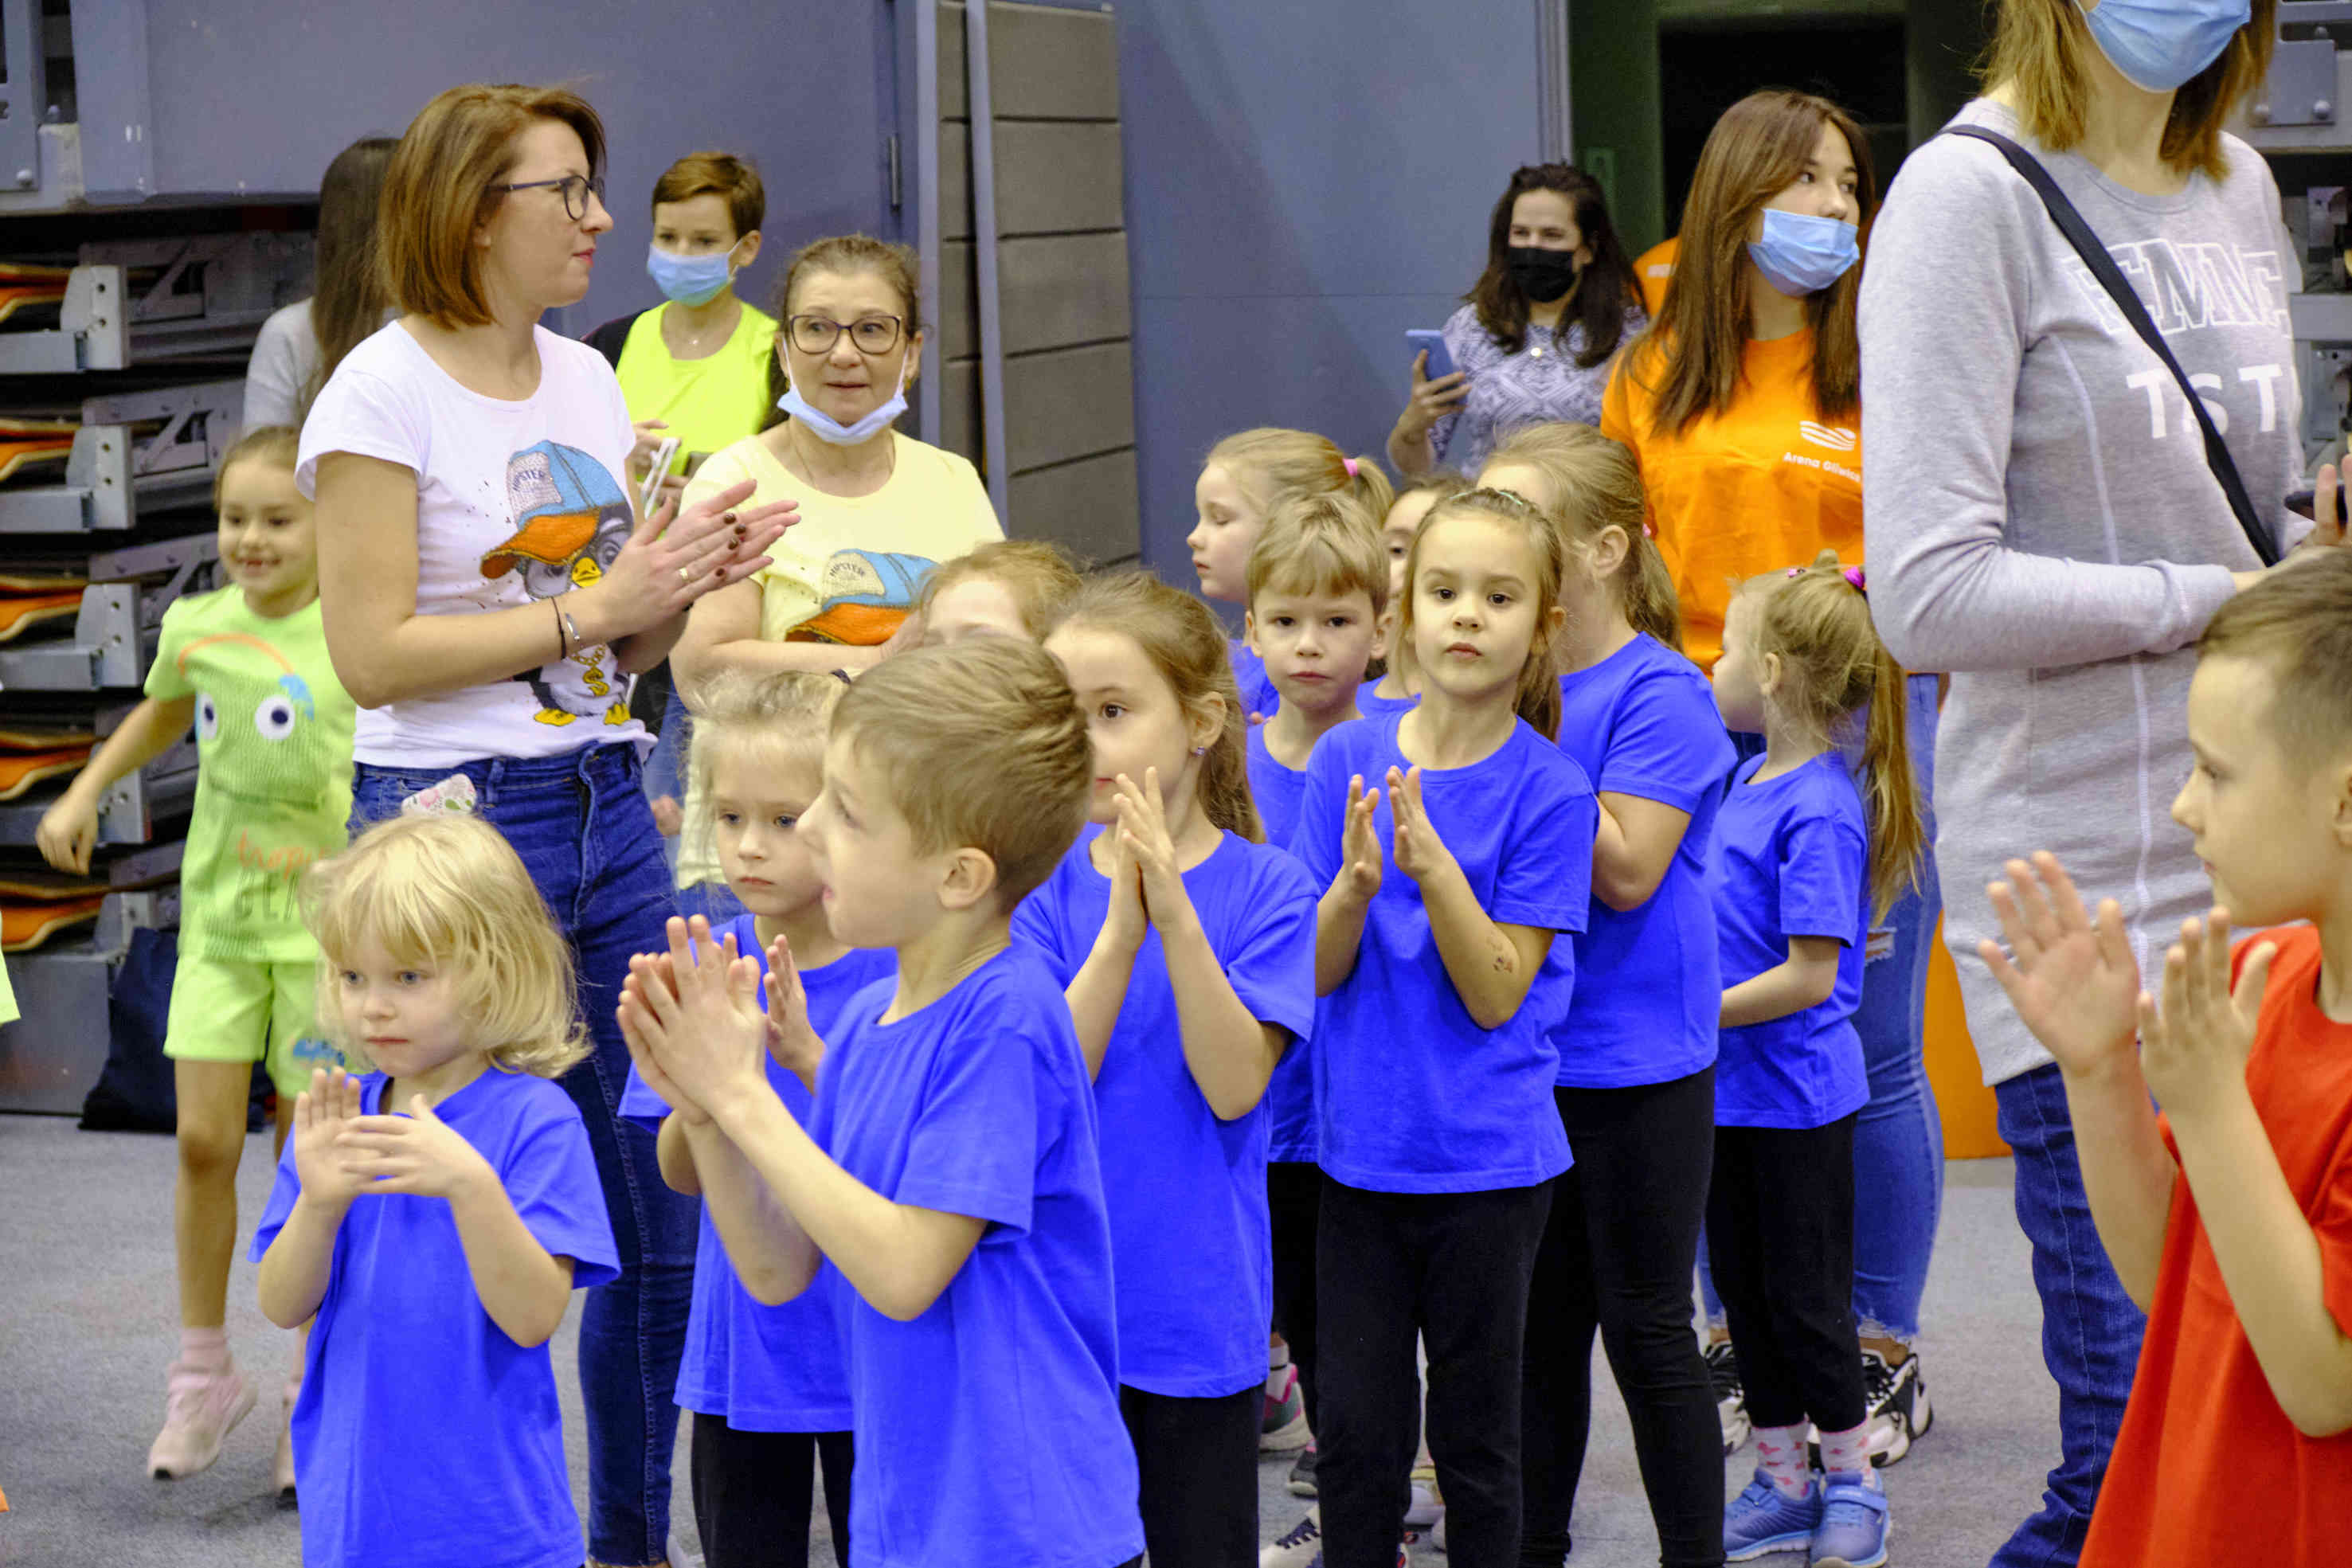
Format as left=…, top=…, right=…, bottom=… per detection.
left=1987, top=1063, right=2147, bottom=1568
left=352, top=744, right=697, bottom=1566
left=1705, top=675, right=1944, bottom=1343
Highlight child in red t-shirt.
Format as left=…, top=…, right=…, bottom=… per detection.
left=1980, top=549, right=2352, bottom=1568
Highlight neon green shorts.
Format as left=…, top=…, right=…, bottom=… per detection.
left=163, top=953, right=346, bottom=1101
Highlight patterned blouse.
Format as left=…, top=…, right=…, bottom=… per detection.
left=1429, top=301, right=1648, bottom=475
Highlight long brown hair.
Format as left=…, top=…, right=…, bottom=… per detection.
left=759, top=234, right=922, bottom=434
left=1051, top=570, right=1264, bottom=843
left=1398, top=489, right=1567, bottom=741
left=1466, top=163, right=1641, bottom=367
left=306, top=137, right=396, bottom=417
left=1985, top=0, right=2276, bottom=183
left=1738, top=550, right=1924, bottom=920
left=1634, top=90, right=1874, bottom=437
left=1485, top=423, right=1680, bottom=651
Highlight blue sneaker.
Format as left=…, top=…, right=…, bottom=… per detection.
left=1724, top=1468, right=1822, bottom=1561
left=1810, top=1471, right=1890, bottom=1568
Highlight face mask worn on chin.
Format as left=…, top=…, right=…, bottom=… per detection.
left=645, top=242, right=738, bottom=308
left=2076, top=0, right=2250, bottom=94
left=1747, top=209, right=1861, bottom=298
left=777, top=354, right=914, bottom=445
left=1506, top=246, right=1580, bottom=304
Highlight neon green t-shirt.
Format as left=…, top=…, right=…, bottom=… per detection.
left=613, top=301, right=780, bottom=475
left=144, top=588, right=356, bottom=961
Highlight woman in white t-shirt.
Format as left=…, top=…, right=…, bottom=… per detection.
left=667, top=233, right=1001, bottom=912
left=302, top=84, right=791, bottom=1568
left=243, top=136, right=396, bottom=432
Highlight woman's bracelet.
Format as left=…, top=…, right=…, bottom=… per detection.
left=553, top=597, right=569, bottom=659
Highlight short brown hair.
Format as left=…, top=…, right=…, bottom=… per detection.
left=832, top=638, right=1091, bottom=909
left=760, top=233, right=925, bottom=432
left=1986, top=0, right=2276, bottom=183
left=1632, top=89, right=1873, bottom=436
left=379, top=83, right=607, bottom=329
left=307, top=814, right=589, bottom=1078
left=919, top=540, right=1084, bottom=640
left=2200, top=548, right=2352, bottom=761
left=214, top=424, right=301, bottom=506
left=652, top=151, right=765, bottom=239
left=1246, top=491, right=1390, bottom=620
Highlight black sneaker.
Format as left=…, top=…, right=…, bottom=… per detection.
left=1287, top=1441, right=1318, bottom=1498
left=1808, top=1348, right=1935, bottom=1468
left=1704, top=1338, right=1748, bottom=1455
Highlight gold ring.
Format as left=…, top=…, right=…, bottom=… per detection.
left=678, top=565, right=693, bottom=585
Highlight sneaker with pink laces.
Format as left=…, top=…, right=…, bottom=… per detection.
left=147, top=1359, right=257, bottom=1480
left=272, top=1376, right=299, bottom=1500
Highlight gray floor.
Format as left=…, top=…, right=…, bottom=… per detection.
left=0, top=1118, right=2053, bottom=1567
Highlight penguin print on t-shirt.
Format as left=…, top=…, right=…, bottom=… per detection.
left=479, top=439, right=635, bottom=729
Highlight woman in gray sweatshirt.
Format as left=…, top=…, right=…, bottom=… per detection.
left=1860, top=4, right=2318, bottom=1564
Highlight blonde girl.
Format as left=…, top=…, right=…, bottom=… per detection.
left=1480, top=421, right=1733, bottom=1566
left=253, top=813, right=616, bottom=1568
left=1189, top=428, right=1393, bottom=717
left=1011, top=570, right=1318, bottom=1567
left=620, top=671, right=887, bottom=1568
left=1296, top=488, right=1597, bottom=1565
left=1360, top=471, right=1473, bottom=720
left=1704, top=552, right=1923, bottom=1566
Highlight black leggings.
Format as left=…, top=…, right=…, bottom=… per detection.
left=1268, top=1158, right=1322, bottom=1431
left=1316, top=1173, right=1554, bottom=1568
left=1705, top=1116, right=1867, bottom=1435
left=1118, top=1383, right=1259, bottom=1567
left=1520, top=1070, right=1724, bottom=1568
left=689, top=1414, right=851, bottom=1568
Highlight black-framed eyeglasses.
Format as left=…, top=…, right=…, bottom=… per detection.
left=489, top=174, right=607, bottom=221
left=788, top=314, right=905, bottom=356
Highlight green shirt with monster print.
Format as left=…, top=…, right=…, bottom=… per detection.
left=145, top=587, right=355, bottom=962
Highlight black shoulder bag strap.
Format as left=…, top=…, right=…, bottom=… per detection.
left=1944, top=124, right=2280, bottom=565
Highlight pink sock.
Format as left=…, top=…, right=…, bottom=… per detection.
left=1755, top=1424, right=1810, bottom=1497
left=1819, top=1423, right=1874, bottom=1479
left=178, top=1326, right=229, bottom=1371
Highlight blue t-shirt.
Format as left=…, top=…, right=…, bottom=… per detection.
left=1709, top=751, right=1870, bottom=1129
left=1293, top=713, right=1592, bottom=1192
left=1356, top=677, right=1419, bottom=721
left=618, top=915, right=894, bottom=1430
left=1245, top=728, right=1319, bottom=1162
left=1552, top=635, right=1735, bottom=1089
left=251, top=1070, right=618, bottom=1568
left=1230, top=638, right=1278, bottom=718
left=806, top=944, right=1144, bottom=1568
left=1012, top=826, right=1317, bottom=1397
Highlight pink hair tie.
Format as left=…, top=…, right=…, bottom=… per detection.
left=1342, top=456, right=1359, bottom=479
left=1843, top=565, right=1867, bottom=594
left=1786, top=566, right=1803, bottom=578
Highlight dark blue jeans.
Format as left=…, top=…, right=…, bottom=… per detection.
left=1987, top=1062, right=2147, bottom=1568
left=353, top=743, right=697, bottom=1566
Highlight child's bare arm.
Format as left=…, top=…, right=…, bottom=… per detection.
left=682, top=1106, right=824, bottom=1305
left=1719, top=936, right=1844, bottom=1029
left=35, top=695, right=196, bottom=874
left=656, top=1111, right=703, bottom=1197
left=256, top=1194, right=350, bottom=1329
left=444, top=1179, right=577, bottom=1348
left=1591, top=793, right=1693, bottom=912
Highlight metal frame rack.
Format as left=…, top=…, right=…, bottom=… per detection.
left=0, top=148, right=313, bottom=1110
left=2244, top=2, right=2352, bottom=465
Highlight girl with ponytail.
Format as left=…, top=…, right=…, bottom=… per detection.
left=1700, top=550, right=1923, bottom=1565
left=1479, top=422, right=1736, bottom=1567
left=1012, top=570, right=1319, bottom=1566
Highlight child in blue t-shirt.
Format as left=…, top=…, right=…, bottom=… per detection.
left=619, top=670, right=888, bottom=1568
left=1188, top=427, right=1394, bottom=718
left=1236, top=493, right=1391, bottom=1517
left=1293, top=487, right=1596, bottom=1567
left=1480, top=422, right=1737, bottom=1566
left=1704, top=553, right=1927, bottom=1567
left=1356, top=473, right=1466, bottom=723
left=252, top=814, right=619, bottom=1568
left=1012, top=571, right=1317, bottom=1563
left=616, top=639, right=1144, bottom=1568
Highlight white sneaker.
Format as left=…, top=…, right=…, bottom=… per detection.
left=1405, top=1476, right=1444, bottom=1528
left=1260, top=1504, right=1321, bottom=1568
left=147, top=1358, right=257, bottom=1480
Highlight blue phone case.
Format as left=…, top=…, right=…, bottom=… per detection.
left=1407, top=330, right=1458, bottom=381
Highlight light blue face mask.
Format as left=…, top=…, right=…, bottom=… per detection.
left=645, top=241, right=738, bottom=307
left=2076, top=0, right=2250, bottom=94
left=1747, top=209, right=1861, bottom=298
left=777, top=353, right=914, bottom=446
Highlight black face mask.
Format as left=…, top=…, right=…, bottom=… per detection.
left=1506, top=245, right=1579, bottom=303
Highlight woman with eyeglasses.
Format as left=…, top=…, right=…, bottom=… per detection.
left=302, top=84, right=792, bottom=1568
left=667, top=235, right=1003, bottom=909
